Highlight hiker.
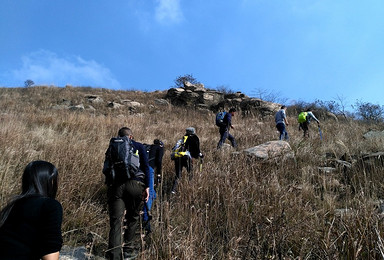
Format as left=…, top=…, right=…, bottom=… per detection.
left=147, top=139, right=164, bottom=186
left=103, top=127, right=150, bottom=260
left=298, top=109, right=320, bottom=137
left=217, top=108, right=238, bottom=149
left=0, top=161, right=63, bottom=260
left=142, top=139, right=164, bottom=235
left=275, top=105, right=289, bottom=140
left=171, top=127, right=203, bottom=194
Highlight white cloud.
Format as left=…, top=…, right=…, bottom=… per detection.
left=155, top=0, right=183, bottom=24
left=8, top=50, right=121, bottom=88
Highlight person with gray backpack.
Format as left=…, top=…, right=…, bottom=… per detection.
left=171, top=127, right=203, bottom=194
left=103, top=127, right=150, bottom=260
left=275, top=105, right=289, bottom=141
left=217, top=108, right=237, bottom=149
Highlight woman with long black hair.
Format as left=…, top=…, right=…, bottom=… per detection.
left=0, top=160, right=63, bottom=260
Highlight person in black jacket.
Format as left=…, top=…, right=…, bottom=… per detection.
left=148, top=139, right=164, bottom=186
left=0, top=160, right=63, bottom=260
left=142, top=139, right=164, bottom=234
left=171, top=127, right=203, bottom=194
left=103, top=127, right=150, bottom=260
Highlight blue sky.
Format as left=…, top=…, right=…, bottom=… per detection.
left=1, top=0, right=383, bottom=108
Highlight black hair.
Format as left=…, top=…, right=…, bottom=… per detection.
left=281, top=105, right=286, bottom=109
left=229, top=108, right=236, bottom=113
left=0, top=160, right=59, bottom=228
left=118, top=127, right=133, bottom=137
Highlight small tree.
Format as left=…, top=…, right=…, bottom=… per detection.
left=315, top=99, right=340, bottom=114
left=334, top=94, right=349, bottom=119
left=353, top=100, right=384, bottom=123
left=24, top=79, right=34, bottom=88
left=252, top=88, right=287, bottom=104
left=216, top=85, right=235, bottom=95
left=173, top=74, right=199, bottom=88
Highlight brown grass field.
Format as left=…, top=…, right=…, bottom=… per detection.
left=1, top=86, right=384, bottom=259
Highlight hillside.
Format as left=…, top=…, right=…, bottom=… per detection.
left=1, top=86, right=384, bottom=259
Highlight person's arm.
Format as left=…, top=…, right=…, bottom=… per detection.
left=308, top=112, right=320, bottom=124
left=283, top=110, right=289, bottom=125
left=40, top=199, right=63, bottom=259
left=144, top=188, right=149, bottom=202
left=227, top=114, right=234, bottom=129
left=42, top=252, right=59, bottom=260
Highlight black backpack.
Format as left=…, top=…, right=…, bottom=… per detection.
left=144, top=140, right=164, bottom=165
left=143, top=143, right=154, bottom=164
left=103, top=136, right=142, bottom=185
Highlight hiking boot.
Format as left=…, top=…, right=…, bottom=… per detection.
left=123, top=250, right=138, bottom=260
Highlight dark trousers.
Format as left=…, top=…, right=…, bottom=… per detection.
left=107, top=180, right=145, bottom=260
left=217, top=130, right=237, bottom=148
left=171, top=156, right=192, bottom=192
left=276, top=123, right=289, bottom=140
left=299, top=122, right=310, bottom=137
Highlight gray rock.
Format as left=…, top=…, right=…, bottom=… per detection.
left=243, top=141, right=294, bottom=160
left=318, top=167, right=337, bottom=173
left=60, top=246, right=106, bottom=260
left=107, top=102, right=123, bottom=109
left=69, top=104, right=85, bottom=111
left=154, top=99, right=169, bottom=106
left=184, top=81, right=205, bottom=91
left=334, top=208, right=352, bottom=217
left=121, top=100, right=143, bottom=107
left=363, top=130, right=384, bottom=139
left=87, top=95, right=104, bottom=104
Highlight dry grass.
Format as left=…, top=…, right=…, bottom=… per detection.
left=1, top=86, right=384, bottom=259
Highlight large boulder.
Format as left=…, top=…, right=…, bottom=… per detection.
left=86, top=95, right=103, bottom=104
left=184, top=81, right=205, bottom=92
left=121, top=100, right=143, bottom=107
left=243, top=140, right=294, bottom=160
left=154, top=99, right=170, bottom=106
left=363, top=130, right=384, bottom=140
left=107, top=102, right=123, bottom=109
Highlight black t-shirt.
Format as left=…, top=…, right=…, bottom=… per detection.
left=0, top=196, right=63, bottom=260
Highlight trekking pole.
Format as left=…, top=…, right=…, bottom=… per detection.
left=199, top=157, right=203, bottom=173
left=318, top=125, right=323, bottom=140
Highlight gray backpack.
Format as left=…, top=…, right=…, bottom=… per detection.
left=103, top=136, right=142, bottom=185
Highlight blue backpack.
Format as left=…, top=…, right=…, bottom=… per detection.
left=215, top=111, right=227, bottom=127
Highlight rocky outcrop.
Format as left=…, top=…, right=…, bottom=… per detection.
left=166, top=81, right=280, bottom=116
